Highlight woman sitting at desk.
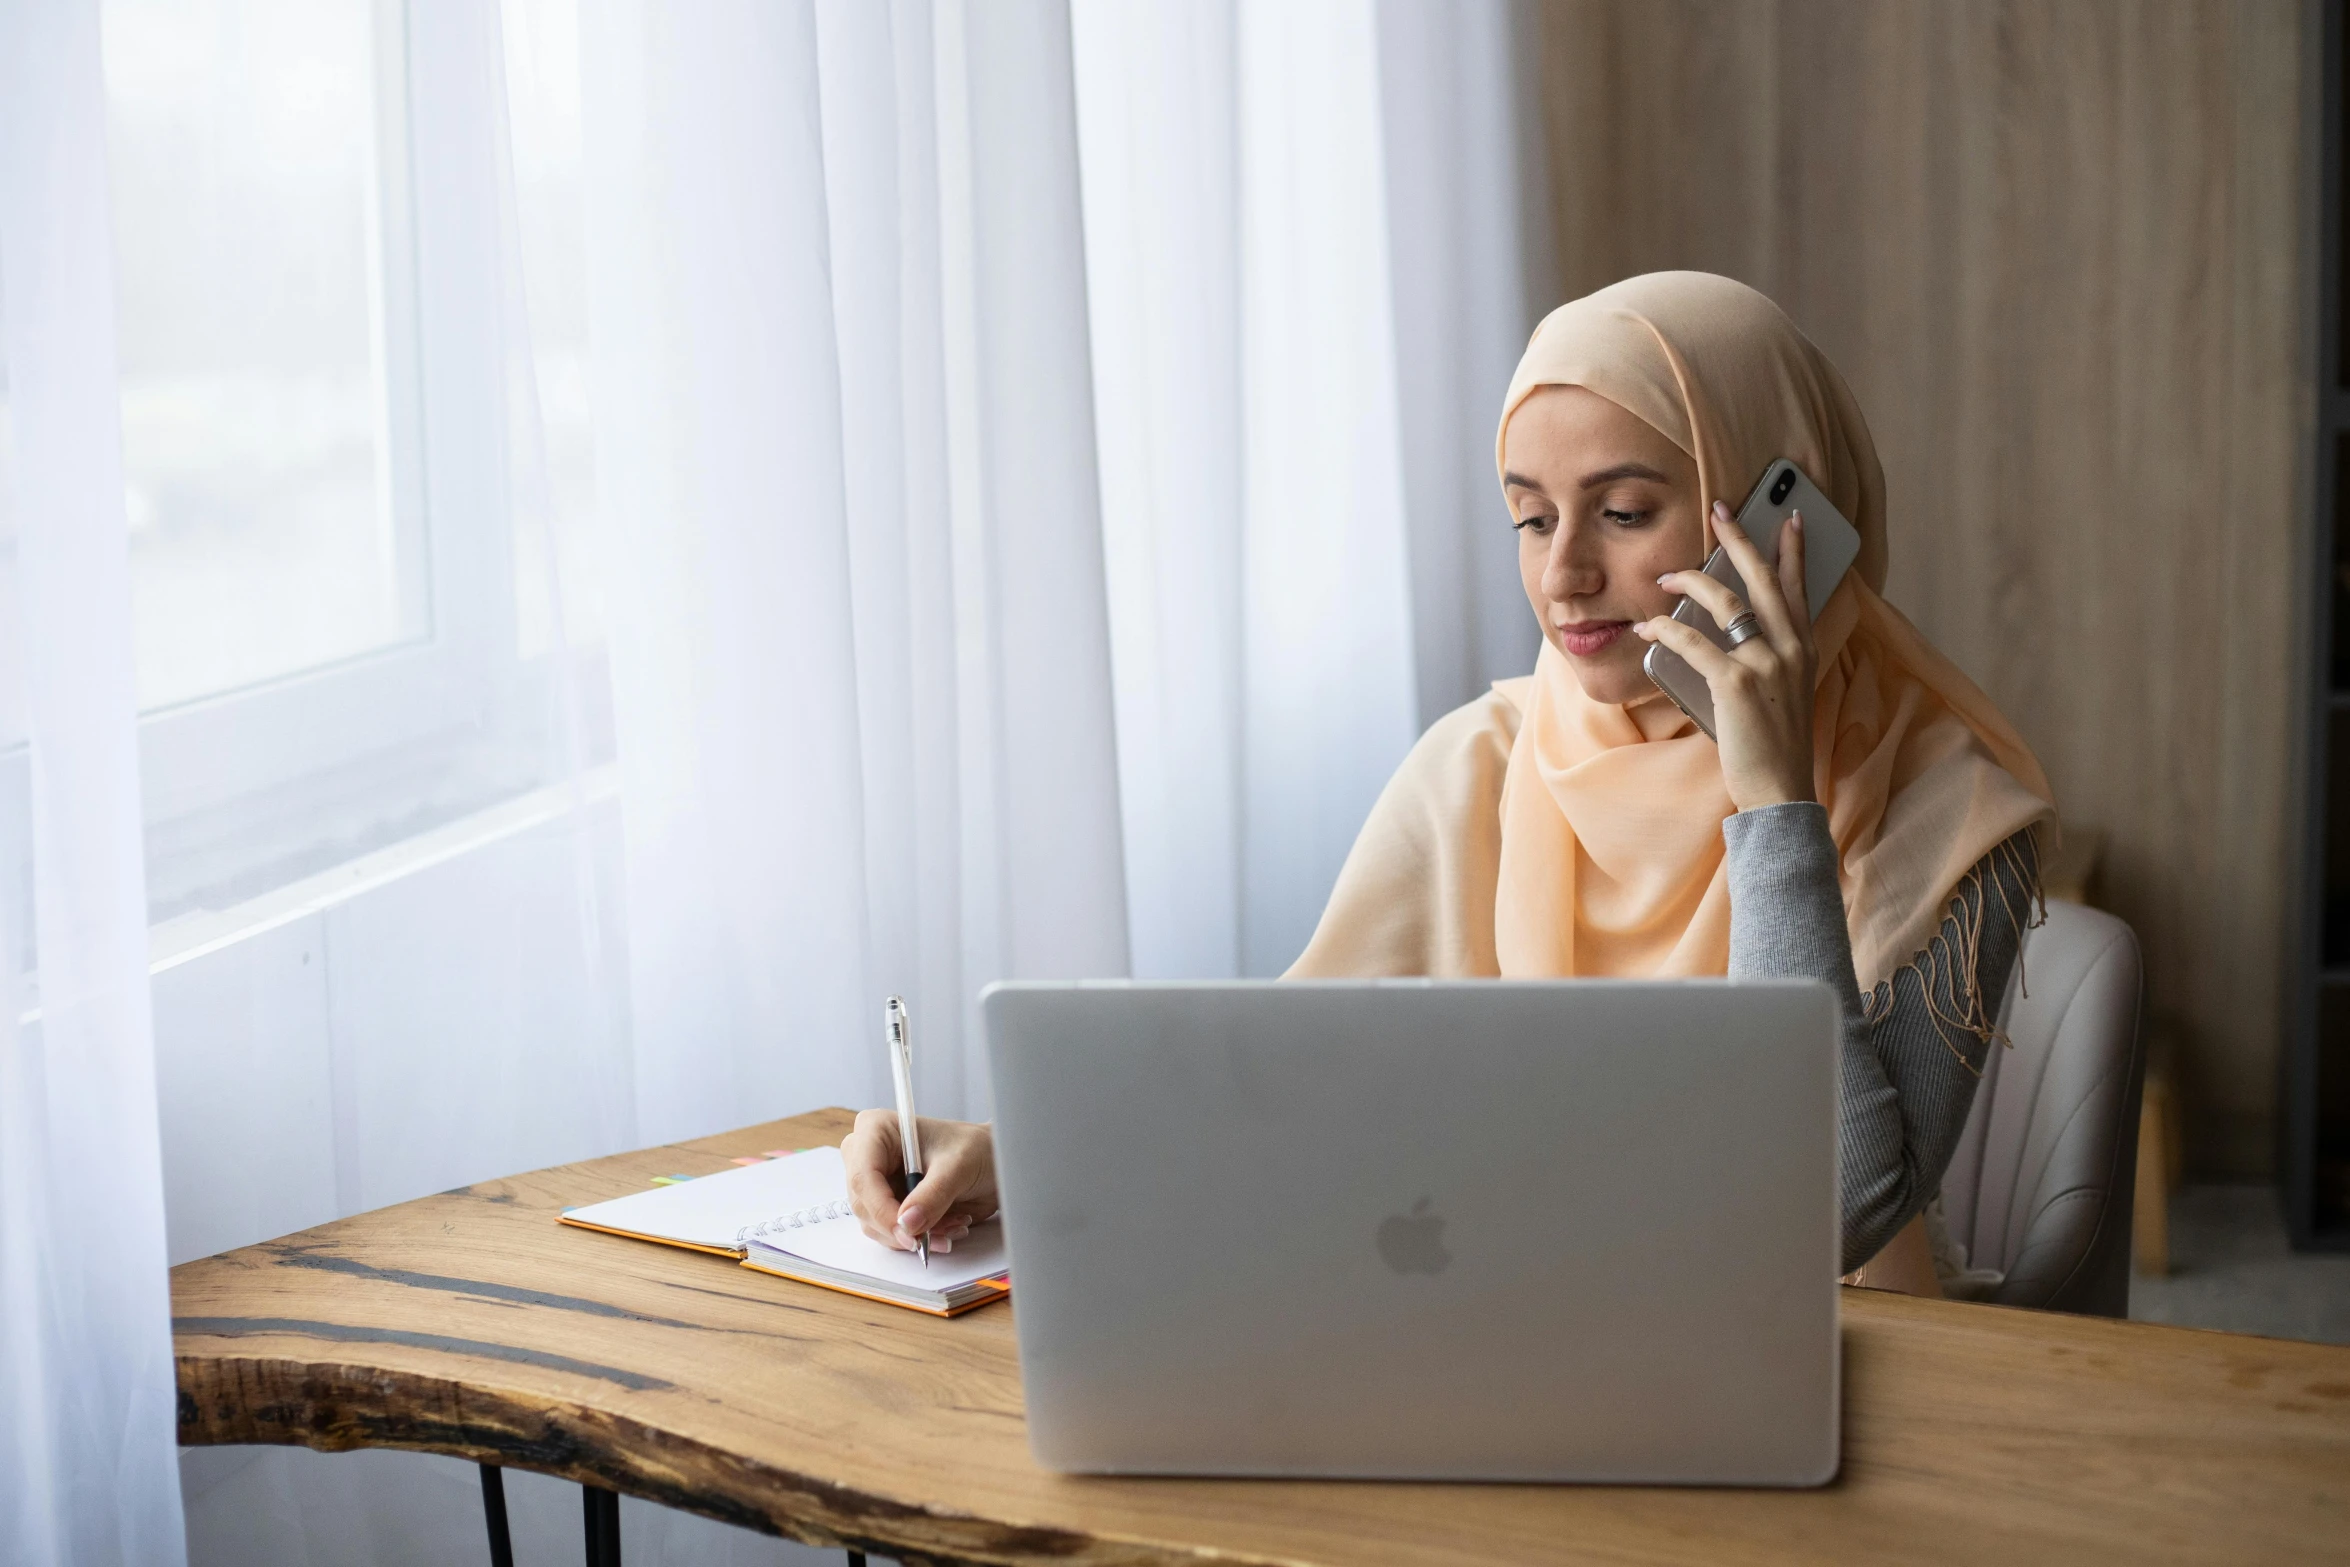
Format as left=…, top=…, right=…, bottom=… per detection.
left=844, top=271, right=2055, bottom=1297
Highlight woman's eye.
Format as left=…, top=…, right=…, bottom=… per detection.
left=1512, top=513, right=1554, bottom=534
left=1602, top=508, right=1648, bottom=527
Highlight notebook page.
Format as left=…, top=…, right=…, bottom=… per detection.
left=562, top=1147, right=851, bottom=1251
left=762, top=1214, right=1007, bottom=1291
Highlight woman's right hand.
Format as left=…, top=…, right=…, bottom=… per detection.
left=1634, top=500, right=1819, bottom=812
left=841, top=1111, right=999, bottom=1253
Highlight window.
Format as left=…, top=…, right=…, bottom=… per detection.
left=104, top=0, right=428, bottom=713
left=93, top=0, right=607, bottom=919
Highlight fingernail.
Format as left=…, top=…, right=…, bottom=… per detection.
left=898, top=1203, right=927, bottom=1233
left=1657, top=574, right=1672, bottom=586
left=891, top=1226, right=914, bottom=1249
left=1791, top=513, right=1804, bottom=530
left=933, top=1235, right=954, bottom=1254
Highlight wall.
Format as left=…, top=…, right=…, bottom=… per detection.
left=1539, top=0, right=2313, bottom=1175
left=152, top=800, right=831, bottom=1565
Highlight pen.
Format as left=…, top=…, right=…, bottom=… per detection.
left=885, top=995, right=928, bottom=1269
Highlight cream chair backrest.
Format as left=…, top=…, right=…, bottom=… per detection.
left=1939, top=900, right=2146, bottom=1317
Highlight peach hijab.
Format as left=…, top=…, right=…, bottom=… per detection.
left=1492, top=272, right=2053, bottom=990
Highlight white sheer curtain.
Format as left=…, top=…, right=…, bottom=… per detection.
left=583, top=0, right=1127, bottom=1142
left=1073, top=0, right=1548, bottom=979
left=0, top=0, right=1549, bottom=1560
left=581, top=0, right=912, bottom=1140
left=1376, top=0, right=1555, bottom=726
left=0, top=2, right=187, bottom=1563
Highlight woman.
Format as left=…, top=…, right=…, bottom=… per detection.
left=844, top=272, right=2055, bottom=1295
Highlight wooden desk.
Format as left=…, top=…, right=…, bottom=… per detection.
left=174, top=1109, right=2350, bottom=1566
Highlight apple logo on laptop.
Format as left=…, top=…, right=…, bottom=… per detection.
left=1376, top=1198, right=1450, bottom=1275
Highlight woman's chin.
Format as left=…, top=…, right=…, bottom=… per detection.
left=1563, top=651, right=1659, bottom=708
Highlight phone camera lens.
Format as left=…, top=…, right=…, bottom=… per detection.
left=1769, top=470, right=1797, bottom=505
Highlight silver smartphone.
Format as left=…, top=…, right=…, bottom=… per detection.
left=1640, top=459, right=1863, bottom=740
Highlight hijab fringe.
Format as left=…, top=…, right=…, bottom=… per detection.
left=1858, top=825, right=2047, bottom=1077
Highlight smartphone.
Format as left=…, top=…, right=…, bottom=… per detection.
left=1640, top=458, right=1863, bottom=740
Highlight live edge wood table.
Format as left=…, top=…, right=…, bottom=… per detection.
left=174, top=1109, right=2350, bottom=1567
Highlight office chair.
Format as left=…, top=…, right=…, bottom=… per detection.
left=1938, top=899, right=2147, bottom=1317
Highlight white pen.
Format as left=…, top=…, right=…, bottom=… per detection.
left=885, top=996, right=928, bottom=1269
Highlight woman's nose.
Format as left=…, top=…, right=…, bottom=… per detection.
left=1541, top=525, right=1597, bottom=602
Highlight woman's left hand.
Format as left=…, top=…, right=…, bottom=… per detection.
left=1633, top=500, right=1818, bottom=812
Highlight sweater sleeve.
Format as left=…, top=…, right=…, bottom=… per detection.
left=1722, top=802, right=2036, bottom=1273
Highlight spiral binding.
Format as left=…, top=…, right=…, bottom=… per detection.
left=735, top=1198, right=856, bottom=1250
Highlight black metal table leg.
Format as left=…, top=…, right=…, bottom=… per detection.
left=583, top=1481, right=622, bottom=1567
left=479, top=1465, right=515, bottom=1567
left=846, top=1554, right=867, bottom=1566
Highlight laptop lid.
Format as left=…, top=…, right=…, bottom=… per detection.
left=983, top=978, right=1840, bottom=1485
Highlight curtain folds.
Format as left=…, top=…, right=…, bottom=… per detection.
left=1070, top=0, right=1246, bottom=980
left=1072, top=0, right=1547, bottom=978
left=579, top=0, right=1124, bottom=1140
left=0, top=1, right=188, bottom=1563
left=948, top=0, right=1130, bottom=1009
left=581, top=0, right=884, bottom=1143
left=1375, top=0, right=1553, bottom=726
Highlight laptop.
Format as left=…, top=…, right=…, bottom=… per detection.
left=981, top=978, right=1841, bottom=1486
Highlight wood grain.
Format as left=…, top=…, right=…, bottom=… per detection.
left=1538, top=0, right=2313, bottom=1176
left=175, top=1109, right=2350, bottom=1566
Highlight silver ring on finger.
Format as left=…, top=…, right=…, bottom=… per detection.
left=1723, top=610, right=1764, bottom=647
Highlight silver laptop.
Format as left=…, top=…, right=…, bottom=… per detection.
left=982, top=978, right=1840, bottom=1486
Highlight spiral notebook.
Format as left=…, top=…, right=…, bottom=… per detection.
left=558, top=1145, right=1009, bottom=1317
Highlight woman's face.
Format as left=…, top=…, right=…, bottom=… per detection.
left=1503, top=385, right=1706, bottom=706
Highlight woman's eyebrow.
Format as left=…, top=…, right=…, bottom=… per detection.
left=1500, top=471, right=1546, bottom=494
left=1578, top=462, right=1670, bottom=488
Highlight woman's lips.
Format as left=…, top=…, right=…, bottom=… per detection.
left=1557, top=620, right=1630, bottom=657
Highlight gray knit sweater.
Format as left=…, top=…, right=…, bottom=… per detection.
left=1722, top=802, right=2036, bottom=1273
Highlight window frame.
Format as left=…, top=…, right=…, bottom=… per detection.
left=133, top=0, right=534, bottom=834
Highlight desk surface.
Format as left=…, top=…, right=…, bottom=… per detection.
left=173, top=1109, right=2350, bottom=1566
